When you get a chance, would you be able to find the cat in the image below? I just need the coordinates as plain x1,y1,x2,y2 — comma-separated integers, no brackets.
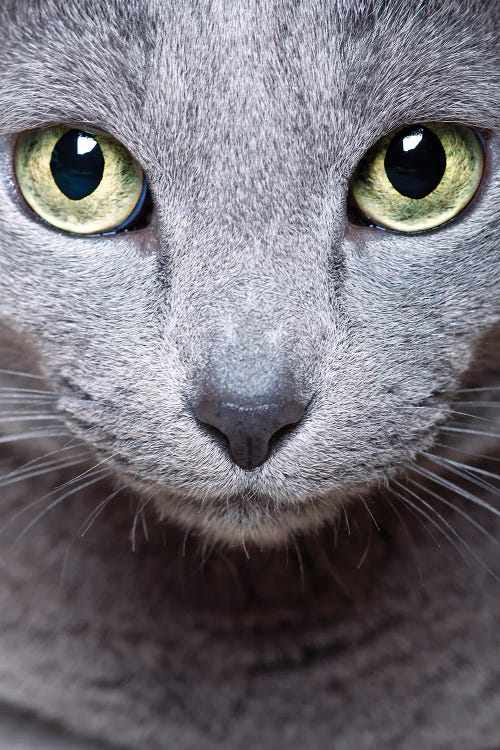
0,1,498,748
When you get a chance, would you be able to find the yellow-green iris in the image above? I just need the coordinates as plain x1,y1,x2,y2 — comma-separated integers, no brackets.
350,123,484,233
15,126,145,235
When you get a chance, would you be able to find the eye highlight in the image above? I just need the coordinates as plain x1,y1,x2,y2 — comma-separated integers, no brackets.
349,123,484,233
15,126,150,235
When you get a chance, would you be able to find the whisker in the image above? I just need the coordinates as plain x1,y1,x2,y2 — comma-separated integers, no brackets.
355,491,380,530
423,451,500,488
4,449,85,477
445,386,500,394
0,453,90,490
446,409,498,423
410,463,500,519
398,405,497,425
393,478,499,581
0,396,56,404
0,369,51,382
446,401,500,407
384,495,424,584
12,470,111,546
141,507,150,542
356,520,373,569
343,507,351,535
383,486,442,547
0,429,69,445
240,534,250,560
420,456,500,509
51,455,116,492
0,398,57,407
182,527,191,557
60,487,122,586
432,441,500,463
440,426,500,440
292,536,305,588
0,414,61,423
131,496,154,552
407,476,499,548
81,488,122,538
0,455,115,536
445,410,500,425
200,537,218,570
0,386,56,396
389,480,469,561
0,440,81,477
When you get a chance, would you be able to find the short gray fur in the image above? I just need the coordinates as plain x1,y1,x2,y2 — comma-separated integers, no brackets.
0,1,498,748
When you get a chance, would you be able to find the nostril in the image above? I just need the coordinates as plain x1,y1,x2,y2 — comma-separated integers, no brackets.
196,419,232,456
193,393,308,470
268,420,301,452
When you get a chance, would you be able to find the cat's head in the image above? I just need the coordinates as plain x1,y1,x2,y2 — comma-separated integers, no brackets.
0,1,498,545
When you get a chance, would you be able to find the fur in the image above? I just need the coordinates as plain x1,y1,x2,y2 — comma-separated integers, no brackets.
0,1,498,748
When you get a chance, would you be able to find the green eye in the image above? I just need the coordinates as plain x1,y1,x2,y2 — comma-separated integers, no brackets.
15,126,149,235
350,123,484,233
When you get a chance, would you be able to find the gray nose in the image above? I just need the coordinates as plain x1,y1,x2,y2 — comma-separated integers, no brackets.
194,387,308,470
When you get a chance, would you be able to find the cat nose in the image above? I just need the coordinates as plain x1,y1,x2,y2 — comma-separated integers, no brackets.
194,386,308,470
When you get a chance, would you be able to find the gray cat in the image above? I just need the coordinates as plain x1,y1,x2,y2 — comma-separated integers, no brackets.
0,1,498,748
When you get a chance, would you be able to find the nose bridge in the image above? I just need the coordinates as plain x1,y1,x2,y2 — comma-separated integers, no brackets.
213,313,297,392
172,225,332,402
170,199,332,316
179,238,328,363
168,207,334,390
170,228,330,469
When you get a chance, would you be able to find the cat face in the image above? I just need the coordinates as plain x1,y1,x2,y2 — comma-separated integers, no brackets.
0,1,498,545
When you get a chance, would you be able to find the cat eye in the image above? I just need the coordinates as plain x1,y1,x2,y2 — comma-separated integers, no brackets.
14,126,151,235
349,123,484,233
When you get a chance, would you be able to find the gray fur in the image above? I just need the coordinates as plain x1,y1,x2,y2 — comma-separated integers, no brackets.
0,1,498,748
0,0,498,544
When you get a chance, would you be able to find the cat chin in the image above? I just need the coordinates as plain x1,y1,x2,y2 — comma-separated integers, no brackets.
145,482,370,548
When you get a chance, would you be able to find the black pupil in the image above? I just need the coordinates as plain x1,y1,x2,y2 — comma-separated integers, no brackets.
384,126,446,200
50,130,105,201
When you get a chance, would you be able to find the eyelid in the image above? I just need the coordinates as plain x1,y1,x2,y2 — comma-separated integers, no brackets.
62,123,116,138
11,122,122,149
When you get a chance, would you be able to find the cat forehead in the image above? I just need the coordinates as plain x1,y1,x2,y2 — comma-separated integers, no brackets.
0,1,498,159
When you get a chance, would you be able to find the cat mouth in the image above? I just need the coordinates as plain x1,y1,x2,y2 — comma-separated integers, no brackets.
116,463,377,547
